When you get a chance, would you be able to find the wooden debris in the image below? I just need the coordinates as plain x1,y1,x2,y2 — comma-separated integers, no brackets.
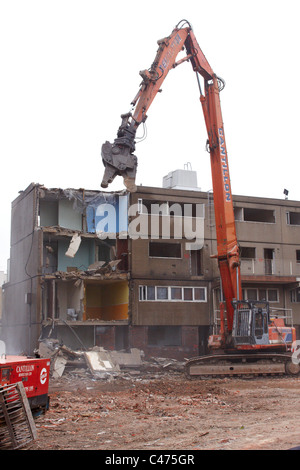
0,382,37,449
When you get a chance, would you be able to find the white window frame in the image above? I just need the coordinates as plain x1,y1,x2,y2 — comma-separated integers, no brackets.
139,285,207,302
242,288,279,303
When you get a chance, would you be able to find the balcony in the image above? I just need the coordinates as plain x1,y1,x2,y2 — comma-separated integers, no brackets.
240,258,300,282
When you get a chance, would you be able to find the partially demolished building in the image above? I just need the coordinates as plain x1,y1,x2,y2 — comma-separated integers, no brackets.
2,179,300,359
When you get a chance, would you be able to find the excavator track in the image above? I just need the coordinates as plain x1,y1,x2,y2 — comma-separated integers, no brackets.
185,353,300,379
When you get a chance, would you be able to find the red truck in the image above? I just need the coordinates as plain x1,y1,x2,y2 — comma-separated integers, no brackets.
0,355,50,413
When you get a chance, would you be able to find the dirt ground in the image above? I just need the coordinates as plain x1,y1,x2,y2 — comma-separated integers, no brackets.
27,365,300,452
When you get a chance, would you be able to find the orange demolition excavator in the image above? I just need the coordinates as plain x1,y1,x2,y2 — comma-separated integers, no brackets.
101,20,299,377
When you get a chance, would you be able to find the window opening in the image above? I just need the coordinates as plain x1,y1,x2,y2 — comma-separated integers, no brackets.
149,242,181,258
244,208,275,223
240,247,256,259
287,212,300,225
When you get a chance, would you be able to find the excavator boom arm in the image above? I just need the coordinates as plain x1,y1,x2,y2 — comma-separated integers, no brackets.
131,27,190,125
101,21,242,332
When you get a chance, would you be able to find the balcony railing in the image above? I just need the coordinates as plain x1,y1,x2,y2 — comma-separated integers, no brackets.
240,258,300,277
269,307,294,326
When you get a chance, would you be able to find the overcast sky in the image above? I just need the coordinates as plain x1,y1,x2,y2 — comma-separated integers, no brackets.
0,0,299,272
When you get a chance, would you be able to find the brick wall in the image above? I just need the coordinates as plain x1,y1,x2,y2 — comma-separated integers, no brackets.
95,325,202,360
129,325,199,360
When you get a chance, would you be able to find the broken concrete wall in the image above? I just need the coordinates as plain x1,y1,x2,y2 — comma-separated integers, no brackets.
3,184,41,354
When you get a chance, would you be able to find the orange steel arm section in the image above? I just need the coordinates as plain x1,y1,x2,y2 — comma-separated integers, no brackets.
101,20,242,331
130,27,190,125
185,29,242,331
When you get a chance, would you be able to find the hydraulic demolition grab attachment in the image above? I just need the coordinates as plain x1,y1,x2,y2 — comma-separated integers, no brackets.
101,19,217,191
101,113,138,191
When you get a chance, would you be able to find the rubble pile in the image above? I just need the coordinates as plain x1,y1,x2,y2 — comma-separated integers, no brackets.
43,258,127,281
37,339,185,381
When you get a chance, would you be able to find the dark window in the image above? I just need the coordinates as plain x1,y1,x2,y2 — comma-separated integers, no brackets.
291,289,300,303
115,326,129,350
268,289,278,302
147,286,155,300
241,247,256,259
288,212,300,225
183,287,193,301
190,249,202,275
243,288,278,302
147,326,182,346
243,208,275,223
171,287,182,300
194,287,206,301
149,242,181,258
264,248,274,275
247,289,257,300
156,287,168,300
258,289,267,301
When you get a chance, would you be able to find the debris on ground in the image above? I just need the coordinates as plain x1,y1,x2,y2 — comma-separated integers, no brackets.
31,340,300,451
29,370,300,451
84,349,120,379
37,338,184,381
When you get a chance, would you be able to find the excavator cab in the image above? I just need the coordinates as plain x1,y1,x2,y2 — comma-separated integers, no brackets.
232,300,270,347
